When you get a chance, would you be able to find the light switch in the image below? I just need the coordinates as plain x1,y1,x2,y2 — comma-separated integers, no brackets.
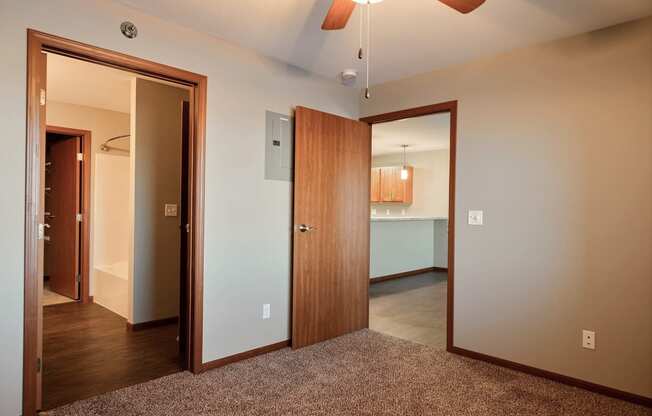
164,204,178,217
468,210,483,225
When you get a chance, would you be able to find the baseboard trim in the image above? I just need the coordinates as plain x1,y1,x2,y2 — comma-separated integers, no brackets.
126,316,179,331
449,346,652,408
370,267,447,284
200,340,290,373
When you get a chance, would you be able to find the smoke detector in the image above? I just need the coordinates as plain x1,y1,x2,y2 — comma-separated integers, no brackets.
340,69,358,85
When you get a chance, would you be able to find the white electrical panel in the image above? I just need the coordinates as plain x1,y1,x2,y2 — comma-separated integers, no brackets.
265,111,294,181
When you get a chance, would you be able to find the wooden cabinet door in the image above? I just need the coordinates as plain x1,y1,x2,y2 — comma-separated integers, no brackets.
380,167,403,202
401,166,414,204
379,166,414,203
370,168,381,202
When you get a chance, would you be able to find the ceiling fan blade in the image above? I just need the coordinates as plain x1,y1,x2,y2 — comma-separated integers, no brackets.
322,0,357,30
438,0,486,14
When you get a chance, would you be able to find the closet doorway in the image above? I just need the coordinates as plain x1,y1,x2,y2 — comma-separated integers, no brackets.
43,126,92,306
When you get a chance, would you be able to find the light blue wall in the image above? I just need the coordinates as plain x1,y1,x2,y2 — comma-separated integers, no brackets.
370,219,448,278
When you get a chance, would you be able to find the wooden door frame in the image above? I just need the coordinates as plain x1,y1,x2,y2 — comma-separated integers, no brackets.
360,100,458,352
45,125,92,304
24,29,207,415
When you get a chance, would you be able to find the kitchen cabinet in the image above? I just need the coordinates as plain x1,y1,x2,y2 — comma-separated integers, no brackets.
370,168,381,202
372,166,413,204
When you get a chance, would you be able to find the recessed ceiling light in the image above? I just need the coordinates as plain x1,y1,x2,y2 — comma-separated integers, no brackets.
353,0,383,3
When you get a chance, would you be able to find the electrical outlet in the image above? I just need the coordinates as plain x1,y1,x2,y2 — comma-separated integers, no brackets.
371,208,377,216
262,304,271,320
164,203,178,217
582,330,595,350
386,209,390,215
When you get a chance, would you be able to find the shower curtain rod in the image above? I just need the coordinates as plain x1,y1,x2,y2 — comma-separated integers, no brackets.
100,134,130,152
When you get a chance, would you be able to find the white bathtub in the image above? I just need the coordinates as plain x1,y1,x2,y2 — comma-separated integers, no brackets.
94,260,129,318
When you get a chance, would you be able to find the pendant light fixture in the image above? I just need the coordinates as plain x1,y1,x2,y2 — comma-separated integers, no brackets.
400,144,409,180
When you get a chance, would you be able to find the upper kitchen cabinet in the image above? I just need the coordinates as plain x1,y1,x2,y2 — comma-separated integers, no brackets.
373,166,414,204
371,168,381,202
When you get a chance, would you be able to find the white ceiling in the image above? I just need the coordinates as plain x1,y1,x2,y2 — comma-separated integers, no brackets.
47,53,133,113
372,113,450,156
115,0,652,85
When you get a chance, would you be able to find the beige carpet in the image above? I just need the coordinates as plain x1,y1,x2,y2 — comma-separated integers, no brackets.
45,330,650,416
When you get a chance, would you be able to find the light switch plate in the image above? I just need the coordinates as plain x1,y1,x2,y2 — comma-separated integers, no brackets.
262,304,271,320
164,204,178,217
468,210,483,225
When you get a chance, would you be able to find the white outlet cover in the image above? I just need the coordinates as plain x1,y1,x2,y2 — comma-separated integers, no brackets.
468,210,483,225
582,330,596,350
164,204,178,217
262,304,271,320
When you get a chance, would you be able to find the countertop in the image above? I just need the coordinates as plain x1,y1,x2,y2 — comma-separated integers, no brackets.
370,216,448,222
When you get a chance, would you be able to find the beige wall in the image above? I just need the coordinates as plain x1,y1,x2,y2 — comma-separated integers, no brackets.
362,17,652,398
129,78,188,324
0,1,359,413
372,149,450,218
46,101,131,296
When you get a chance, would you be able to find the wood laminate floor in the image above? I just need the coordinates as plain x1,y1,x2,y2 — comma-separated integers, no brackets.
42,302,181,410
369,271,447,349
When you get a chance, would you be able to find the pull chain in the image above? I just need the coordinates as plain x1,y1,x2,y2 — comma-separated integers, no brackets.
365,1,371,99
358,6,363,60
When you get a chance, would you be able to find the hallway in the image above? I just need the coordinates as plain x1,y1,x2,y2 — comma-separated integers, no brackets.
369,271,447,349
43,302,180,409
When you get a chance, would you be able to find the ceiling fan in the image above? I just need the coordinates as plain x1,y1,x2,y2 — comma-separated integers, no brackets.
322,0,486,30
321,0,486,99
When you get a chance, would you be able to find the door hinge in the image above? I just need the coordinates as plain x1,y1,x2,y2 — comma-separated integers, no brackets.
76,213,83,222
40,89,46,106
185,224,190,233
76,273,81,283
36,357,42,373
77,153,83,162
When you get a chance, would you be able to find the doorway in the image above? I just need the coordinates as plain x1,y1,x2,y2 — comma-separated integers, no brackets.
24,30,207,416
361,102,458,351
289,103,456,351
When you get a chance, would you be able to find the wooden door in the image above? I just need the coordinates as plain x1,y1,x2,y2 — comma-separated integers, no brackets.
45,134,81,299
370,168,381,202
36,51,48,411
179,101,190,369
292,106,371,349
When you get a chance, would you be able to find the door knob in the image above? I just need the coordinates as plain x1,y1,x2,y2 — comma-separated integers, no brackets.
296,224,316,233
